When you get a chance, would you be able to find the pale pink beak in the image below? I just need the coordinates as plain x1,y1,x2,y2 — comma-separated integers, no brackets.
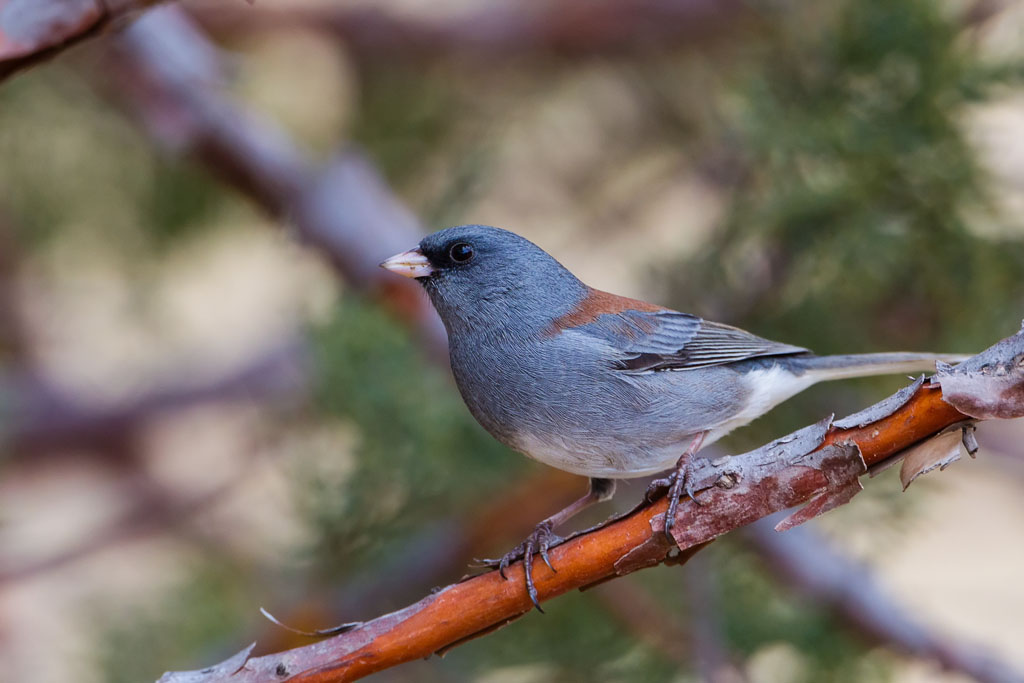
379,247,434,279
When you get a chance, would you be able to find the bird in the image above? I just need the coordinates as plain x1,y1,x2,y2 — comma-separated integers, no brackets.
380,224,963,608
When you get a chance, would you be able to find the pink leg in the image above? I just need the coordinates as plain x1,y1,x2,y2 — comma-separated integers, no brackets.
488,477,616,611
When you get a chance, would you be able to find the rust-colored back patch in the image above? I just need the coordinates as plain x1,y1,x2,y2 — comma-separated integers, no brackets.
549,287,666,334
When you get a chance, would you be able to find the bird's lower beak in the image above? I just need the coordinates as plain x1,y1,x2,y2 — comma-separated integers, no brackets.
379,248,434,279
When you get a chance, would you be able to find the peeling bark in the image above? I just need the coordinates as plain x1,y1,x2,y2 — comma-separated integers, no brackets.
937,321,1024,419
899,430,964,490
158,323,1024,682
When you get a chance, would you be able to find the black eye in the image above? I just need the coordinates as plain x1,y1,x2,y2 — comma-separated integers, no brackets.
448,242,474,263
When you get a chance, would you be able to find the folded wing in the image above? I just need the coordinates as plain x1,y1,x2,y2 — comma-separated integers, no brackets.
571,309,809,372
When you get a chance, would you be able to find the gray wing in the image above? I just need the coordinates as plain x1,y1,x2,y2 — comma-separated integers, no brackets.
569,309,809,372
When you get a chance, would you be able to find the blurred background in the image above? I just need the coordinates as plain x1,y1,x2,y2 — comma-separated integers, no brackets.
3,0,1024,681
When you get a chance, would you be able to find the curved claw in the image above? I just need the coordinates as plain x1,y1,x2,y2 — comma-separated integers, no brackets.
663,471,684,543
659,459,702,543
685,477,703,507
644,475,672,504
484,522,562,611
522,536,542,612
538,541,556,574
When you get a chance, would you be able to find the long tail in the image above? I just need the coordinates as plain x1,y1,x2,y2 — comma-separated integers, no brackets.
794,352,970,382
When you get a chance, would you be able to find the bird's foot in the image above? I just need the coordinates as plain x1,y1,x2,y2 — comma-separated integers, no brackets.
644,457,701,544
480,520,563,612
644,467,700,505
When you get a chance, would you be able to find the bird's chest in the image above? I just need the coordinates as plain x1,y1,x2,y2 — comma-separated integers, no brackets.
448,335,552,446
447,333,658,467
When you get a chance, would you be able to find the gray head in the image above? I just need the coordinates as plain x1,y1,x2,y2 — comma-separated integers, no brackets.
380,225,587,337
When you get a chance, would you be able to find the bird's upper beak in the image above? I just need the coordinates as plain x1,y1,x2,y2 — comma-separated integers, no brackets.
379,247,434,279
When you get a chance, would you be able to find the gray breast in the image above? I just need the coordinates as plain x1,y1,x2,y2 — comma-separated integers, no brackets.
448,330,749,478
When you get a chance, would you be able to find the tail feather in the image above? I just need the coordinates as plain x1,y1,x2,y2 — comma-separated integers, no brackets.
794,352,970,382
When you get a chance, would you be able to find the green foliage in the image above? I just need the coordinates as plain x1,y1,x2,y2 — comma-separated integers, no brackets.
350,63,496,227
351,65,463,186
662,0,1024,357
300,295,523,576
0,67,228,249
92,561,254,683
143,160,223,245
715,541,894,682
0,69,147,246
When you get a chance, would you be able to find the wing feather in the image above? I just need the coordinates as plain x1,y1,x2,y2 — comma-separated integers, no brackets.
569,310,808,372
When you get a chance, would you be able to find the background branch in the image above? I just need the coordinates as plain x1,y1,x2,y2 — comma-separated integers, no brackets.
99,6,448,360
0,0,165,82
189,0,749,62
5,337,308,455
745,518,1024,683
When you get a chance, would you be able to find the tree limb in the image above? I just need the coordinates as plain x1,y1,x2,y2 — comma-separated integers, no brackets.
0,5,446,461
0,0,167,82
746,518,1024,683
157,324,1024,683
99,6,448,361
5,336,308,455
189,0,748,62
0,338,308,583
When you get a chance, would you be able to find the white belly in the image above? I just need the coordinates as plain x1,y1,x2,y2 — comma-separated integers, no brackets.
513,365,819,479
702,365,819,447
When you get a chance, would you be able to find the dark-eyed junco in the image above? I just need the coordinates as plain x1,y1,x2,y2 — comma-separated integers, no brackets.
381,225,963,607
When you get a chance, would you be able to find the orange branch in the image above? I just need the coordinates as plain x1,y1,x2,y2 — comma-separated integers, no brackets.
824,383,966,466
159,374,986,683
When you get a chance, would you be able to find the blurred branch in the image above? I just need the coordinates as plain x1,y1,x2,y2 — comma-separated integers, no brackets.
3,3,447,461
597,556,747,681
0,212,32,360
745,518,1022,683
98,6,447,360
962,0,1008,28
5,337,308,455
0,211,309,459
157,324,1024,683
0,465,236,585
0,337,305,582
594,579,705,672
189,0,749,61
0,0,166,82
683,553,744,683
